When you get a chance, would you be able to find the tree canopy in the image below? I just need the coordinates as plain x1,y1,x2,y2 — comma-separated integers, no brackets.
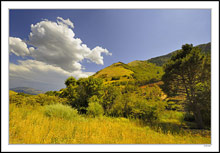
162,44,211,129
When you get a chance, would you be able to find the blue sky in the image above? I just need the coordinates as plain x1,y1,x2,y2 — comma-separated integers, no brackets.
9,9,211,91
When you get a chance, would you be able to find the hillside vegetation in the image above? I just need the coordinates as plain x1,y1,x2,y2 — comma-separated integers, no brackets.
93,61,163,86
93,62,134,82
148,42,211,66
9,43,211,144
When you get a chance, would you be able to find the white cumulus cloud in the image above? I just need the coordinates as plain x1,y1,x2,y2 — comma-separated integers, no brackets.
25,17,111,72
9,37,30,57
9,17,111,91
86,46,112,65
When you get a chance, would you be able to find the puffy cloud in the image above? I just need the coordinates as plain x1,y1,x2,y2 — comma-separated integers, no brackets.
9,37,30,57
9,17,111,91
25,17,111,72
86,46,112,65
57,16,74,28
10,60,94,90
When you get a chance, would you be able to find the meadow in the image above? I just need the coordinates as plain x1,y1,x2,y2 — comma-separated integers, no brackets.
9,103,210,144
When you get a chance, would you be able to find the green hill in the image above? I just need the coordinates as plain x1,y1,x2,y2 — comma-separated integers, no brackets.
93,61,163,85
127,60,164,83
147,42,211,66
10,87,44,95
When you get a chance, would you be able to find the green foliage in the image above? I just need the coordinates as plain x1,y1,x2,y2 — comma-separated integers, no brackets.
65,76,77,87
122,84,139,94
101,85,121,114
10,94,28,106
93,60,164,86
9,93,68,106
166,101,182,111
145,85,163,101
109,92,166,124
148,42,211,66
44,104,78,120
162,44,211,129
127,61,164,86
131,99,161,124
75,77,104,113
60,76,79,109
17,92,32,97
45,91,60,96
87,101,104,117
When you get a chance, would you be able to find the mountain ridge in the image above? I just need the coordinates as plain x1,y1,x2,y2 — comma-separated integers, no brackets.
147,42,211,66
10,87,44,95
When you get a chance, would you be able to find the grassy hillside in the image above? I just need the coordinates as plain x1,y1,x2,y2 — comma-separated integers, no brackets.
93,61,163,85
127,60,164,84
148,42,211,66
9,90,17,96
10,87,44,95
93,62,134,83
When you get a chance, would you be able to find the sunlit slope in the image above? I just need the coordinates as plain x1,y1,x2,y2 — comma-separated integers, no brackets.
93,60,164,85
127,60,164,82
9,90,17,96
93,62,134,82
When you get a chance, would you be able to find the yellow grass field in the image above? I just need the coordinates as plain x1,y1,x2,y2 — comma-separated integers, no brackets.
9,104,210,144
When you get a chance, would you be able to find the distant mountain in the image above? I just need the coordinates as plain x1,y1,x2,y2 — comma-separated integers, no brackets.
10,87,44,95
147,42,211,66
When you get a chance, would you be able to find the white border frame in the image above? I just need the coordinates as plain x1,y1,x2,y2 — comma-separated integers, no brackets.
1,1,219,152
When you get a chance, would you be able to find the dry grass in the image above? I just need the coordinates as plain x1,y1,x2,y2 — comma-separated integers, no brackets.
93,63,134,80
9,104,211,144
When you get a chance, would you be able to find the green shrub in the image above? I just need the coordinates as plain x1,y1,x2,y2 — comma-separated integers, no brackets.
87,102,104,117
9,93,69,106
131,99,164,125
44,104,78,120
9,95,26,106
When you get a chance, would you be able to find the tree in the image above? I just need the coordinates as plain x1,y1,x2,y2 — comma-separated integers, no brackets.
162,44,210,129
65,76,77,87
76,77,104,113
101,84,121,115
61,76,79,108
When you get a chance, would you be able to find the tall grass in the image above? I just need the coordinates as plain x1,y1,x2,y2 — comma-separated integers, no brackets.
9,104,210,144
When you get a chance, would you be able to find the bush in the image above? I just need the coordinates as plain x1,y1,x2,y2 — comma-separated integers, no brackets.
87,102,104,117
9,93,69,106
9,94,27,106
44,104,78,120
131,99,164,125
33,94,69,106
